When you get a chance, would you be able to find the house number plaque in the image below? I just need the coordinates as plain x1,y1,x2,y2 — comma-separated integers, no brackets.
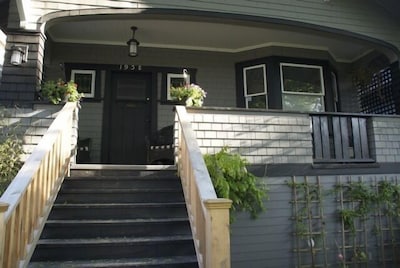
119,64,142,71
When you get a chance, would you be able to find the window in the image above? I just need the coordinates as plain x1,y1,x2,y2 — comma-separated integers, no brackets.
167,73,190,100
71,70,96,98
243,64,267,109
280,63,325,112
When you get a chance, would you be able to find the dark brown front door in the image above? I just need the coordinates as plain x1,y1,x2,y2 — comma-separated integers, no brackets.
107,72,152,164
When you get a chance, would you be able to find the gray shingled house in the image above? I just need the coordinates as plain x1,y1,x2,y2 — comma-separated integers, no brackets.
0,0,400,267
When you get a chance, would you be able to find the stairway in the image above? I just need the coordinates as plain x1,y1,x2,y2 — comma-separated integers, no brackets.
29,166,198,268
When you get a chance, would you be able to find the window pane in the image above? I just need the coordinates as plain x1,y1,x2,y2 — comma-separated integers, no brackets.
282,65,323,94
74,73,93,94
245,66,265,95
247,95,267,109
282,94,324,112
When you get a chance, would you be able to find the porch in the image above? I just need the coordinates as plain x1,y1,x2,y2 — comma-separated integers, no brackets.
1,103,400,267
182,106,400,267
185,106,400,166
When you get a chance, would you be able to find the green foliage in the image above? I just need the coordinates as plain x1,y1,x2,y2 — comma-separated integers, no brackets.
336,180,400,234
203,147,267,221
376,180,400,216
287,181,326,241
41,79,83,104
0,136,23,194
336,182,375,233
170,83,206,107
0,109,23,195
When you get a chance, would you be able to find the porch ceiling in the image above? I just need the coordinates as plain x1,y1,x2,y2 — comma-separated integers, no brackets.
46,16,388,63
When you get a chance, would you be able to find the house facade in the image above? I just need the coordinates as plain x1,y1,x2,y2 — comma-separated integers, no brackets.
0,0,399,164
1,0,400,266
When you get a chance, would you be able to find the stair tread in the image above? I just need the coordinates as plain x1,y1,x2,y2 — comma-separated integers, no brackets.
53,202,185,207
29,255,197,267
46,218,189,224
37,235,194,245
32,168,196,266
59,188,181,192
65,176,179,180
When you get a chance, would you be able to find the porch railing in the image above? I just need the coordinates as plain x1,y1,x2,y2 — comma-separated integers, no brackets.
0,102,78,268
311,113,374,163
175,106,232,268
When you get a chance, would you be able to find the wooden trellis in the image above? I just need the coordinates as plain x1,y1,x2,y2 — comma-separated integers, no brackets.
290,176,329,268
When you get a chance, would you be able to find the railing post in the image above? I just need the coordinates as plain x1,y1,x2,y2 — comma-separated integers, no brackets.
0,202,9,266
204,199,232,268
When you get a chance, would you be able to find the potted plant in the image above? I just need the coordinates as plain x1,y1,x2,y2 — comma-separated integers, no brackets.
40,79,83,104
170,83,206,107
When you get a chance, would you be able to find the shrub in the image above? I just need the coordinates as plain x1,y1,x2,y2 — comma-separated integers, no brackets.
204,147,268,221
0,108,24,195
0,135,23,195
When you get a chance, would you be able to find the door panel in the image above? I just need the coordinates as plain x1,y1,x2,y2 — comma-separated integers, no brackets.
107,72,151,164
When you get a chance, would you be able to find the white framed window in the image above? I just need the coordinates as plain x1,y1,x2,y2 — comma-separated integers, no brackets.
243,64,267,109
167,73,190,100
71,69,96,98
280,63,325,112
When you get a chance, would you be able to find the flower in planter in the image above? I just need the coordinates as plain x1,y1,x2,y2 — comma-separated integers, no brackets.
40,79,83,104
170,83,207,107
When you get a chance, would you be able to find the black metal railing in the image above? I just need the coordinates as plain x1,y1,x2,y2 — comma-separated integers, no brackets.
311,114,374,163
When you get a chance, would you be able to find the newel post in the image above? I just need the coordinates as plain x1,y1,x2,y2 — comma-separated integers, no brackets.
204,198,232,268
0,202,9,266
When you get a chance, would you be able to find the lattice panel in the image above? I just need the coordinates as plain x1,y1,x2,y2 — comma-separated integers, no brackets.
358,67,396,114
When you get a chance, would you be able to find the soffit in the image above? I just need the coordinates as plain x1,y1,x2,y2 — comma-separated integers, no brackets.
46,17,385,63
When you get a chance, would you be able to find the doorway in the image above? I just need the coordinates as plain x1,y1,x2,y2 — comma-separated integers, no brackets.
105,72,152,164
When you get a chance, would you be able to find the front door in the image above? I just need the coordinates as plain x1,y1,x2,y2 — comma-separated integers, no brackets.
106,72,152,164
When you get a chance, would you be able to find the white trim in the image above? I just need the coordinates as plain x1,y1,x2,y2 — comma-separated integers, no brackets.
243,64,267,109
280,62,325,112
15,0,34,29
280,63,325,95
0,30,5,68
71,69,96,98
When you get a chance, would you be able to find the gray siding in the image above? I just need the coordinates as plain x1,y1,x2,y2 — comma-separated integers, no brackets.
78,102,103,162
0,104,62,161
186,108,400,165
369,116,400,163
231,174,400,268
0,32,45,104
186,108,314,164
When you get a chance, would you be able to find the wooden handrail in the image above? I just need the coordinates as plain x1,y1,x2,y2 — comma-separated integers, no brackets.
175,105,232,268
0,102,79,268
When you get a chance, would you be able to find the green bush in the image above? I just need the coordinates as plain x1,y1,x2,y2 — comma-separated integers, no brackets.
0,108,23,195
0,135,23,195
204,147,268,221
